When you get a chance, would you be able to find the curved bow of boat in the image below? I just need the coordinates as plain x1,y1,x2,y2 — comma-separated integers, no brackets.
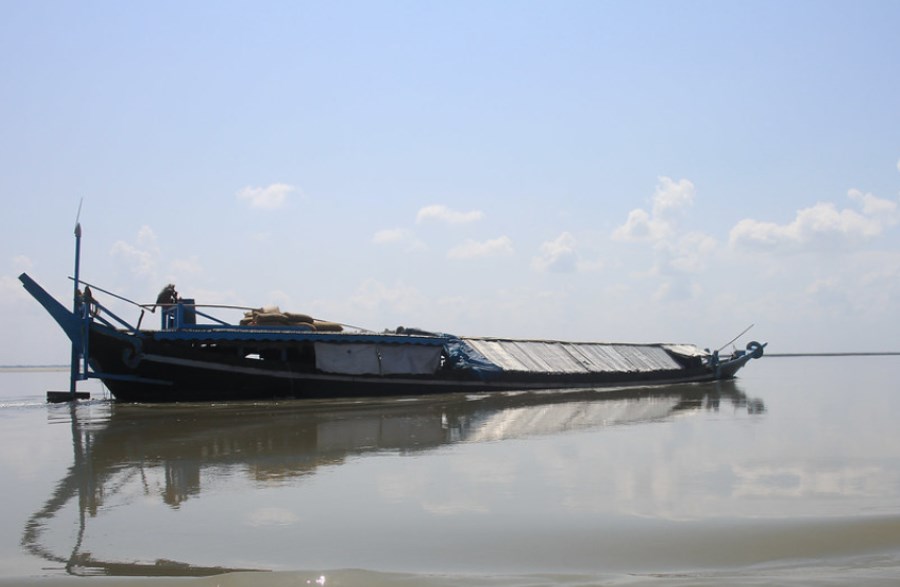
708,340,767,379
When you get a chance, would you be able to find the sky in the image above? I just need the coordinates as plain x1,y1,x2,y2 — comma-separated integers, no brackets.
1,0,899,364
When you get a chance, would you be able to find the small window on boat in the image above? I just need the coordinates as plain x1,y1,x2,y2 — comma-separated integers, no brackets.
245,353,262,360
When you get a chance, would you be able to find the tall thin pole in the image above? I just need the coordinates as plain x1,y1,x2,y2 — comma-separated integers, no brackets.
70,222,82,398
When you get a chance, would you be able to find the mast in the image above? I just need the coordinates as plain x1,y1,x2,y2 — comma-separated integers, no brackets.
70,221,82,398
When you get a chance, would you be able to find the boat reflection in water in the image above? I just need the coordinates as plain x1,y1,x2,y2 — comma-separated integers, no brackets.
24,381,764,577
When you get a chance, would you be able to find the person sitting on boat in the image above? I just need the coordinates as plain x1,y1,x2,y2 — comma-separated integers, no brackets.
156,284,179,306
78,285,100,317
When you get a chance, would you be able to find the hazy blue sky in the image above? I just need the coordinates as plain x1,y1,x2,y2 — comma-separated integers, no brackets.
2,0,899,363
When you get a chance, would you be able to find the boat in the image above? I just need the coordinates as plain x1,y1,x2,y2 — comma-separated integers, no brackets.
18,225,765,402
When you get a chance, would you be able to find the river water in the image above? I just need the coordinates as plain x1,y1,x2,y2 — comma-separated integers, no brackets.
1,355,899,586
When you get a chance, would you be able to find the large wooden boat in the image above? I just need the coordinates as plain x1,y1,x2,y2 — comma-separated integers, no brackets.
18,224,764,402
20,271,765,402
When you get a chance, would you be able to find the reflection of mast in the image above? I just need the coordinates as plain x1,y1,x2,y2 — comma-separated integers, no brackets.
70,402,92,574
23,381,765,577
21,403,92,573
22,403,255,577
163,458,201,507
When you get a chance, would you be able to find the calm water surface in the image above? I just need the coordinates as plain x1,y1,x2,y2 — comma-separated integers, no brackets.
1,356,899,586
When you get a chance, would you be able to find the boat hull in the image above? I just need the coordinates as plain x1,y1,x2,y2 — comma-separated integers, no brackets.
19,272,763,403
86,325,746,403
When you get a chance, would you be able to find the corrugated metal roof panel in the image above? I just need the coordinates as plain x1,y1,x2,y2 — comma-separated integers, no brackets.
463,338,684,374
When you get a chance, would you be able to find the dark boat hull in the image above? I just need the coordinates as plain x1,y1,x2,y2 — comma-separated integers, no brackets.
86,325,742,403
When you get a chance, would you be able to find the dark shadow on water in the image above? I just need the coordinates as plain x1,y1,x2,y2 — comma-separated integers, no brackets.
23,380,763,577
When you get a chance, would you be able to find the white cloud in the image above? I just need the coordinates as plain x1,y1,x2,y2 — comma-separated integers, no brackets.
236,183,295,210
416,204,484,224
136,225,156,247
729,189,898,251
0,275,29,304
110,225,160,278
447,236,514,260
649,232,715,301
373,228,407,244
651,176,695,217
612,208,663,242
372,228,426,251
849,188,897,218
666,232,718,273
532,232,578,273
610,177,711,302
612,177,695,242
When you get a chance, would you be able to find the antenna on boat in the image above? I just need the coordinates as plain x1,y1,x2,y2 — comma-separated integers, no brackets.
60,200,90,402
717,323,754,353
70,201,84,399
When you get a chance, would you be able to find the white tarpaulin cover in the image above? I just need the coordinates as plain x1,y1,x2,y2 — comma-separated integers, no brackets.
315,342,442,375
463,338,692,374
661,344,708,358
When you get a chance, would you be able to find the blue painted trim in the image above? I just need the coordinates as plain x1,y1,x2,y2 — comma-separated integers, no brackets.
19,273,84,352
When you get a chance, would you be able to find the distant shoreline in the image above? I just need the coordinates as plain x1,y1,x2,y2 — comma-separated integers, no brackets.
0,365,68,372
